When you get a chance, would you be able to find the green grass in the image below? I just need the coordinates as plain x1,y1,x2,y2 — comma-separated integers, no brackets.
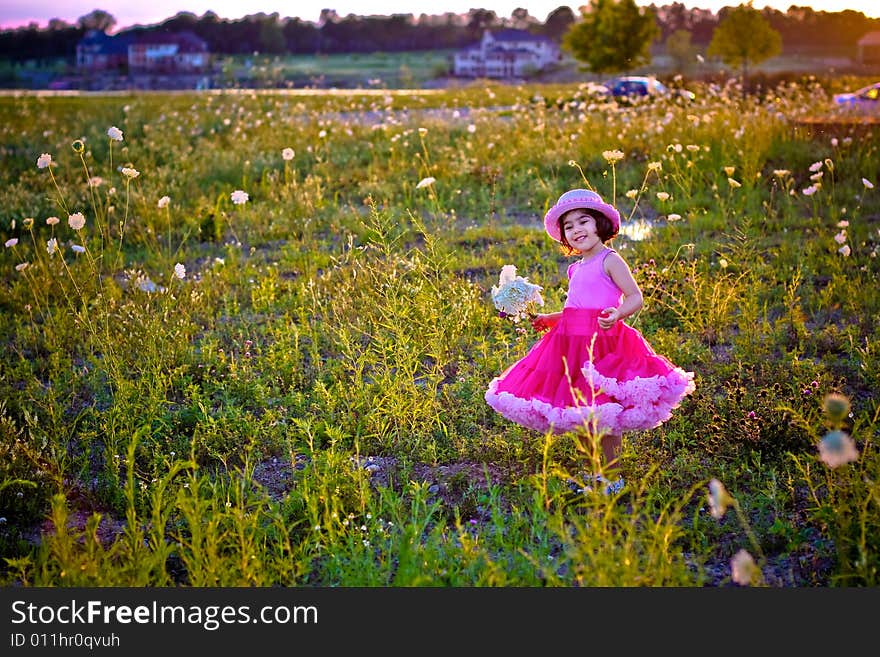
0,78,878,587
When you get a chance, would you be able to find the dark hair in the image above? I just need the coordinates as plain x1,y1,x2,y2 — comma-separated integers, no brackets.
558,208,618,255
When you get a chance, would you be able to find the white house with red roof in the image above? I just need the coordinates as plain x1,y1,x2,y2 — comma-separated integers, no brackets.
453,28,561,78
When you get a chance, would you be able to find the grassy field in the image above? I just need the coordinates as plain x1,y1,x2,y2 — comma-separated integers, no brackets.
0,77,878,587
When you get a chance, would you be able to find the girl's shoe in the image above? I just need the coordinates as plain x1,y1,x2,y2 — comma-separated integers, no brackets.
565,472,601,494
599,476,625,495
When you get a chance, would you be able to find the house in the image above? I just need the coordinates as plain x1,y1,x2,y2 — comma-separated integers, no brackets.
76,29,133,71
452,29,561,78
857,31,880,66
127,31,210,74
76,30,210,74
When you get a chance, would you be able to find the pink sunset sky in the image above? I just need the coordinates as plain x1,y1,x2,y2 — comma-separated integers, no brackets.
2,1,879,31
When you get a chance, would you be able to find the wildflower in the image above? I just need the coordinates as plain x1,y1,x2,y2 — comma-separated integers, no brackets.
656,192,670,201
723,166,735,176
836,220,849,228
818,430,859,468
46,237,58,255
231,189,249,205
719,258,728,268
36,153,52,169
491,265,544,323
46,216,59,225
23,217,34,228
838,245,851,257
667,213,682,222
282,147,295,161
88,176,103,187
625,189,638,200
824,158,834,171
4,238,18,248
467,124,476,134
696,54,705,63
863,178,875,189
602,149,624,165
810,171,824,182
568,159,577,167
71,244,85,254
707,479,733,519
15,262,29,272
727,178,741,188
68,212,86,231
174,263,186,279
809,160,823,172
773,169,790,177
107,126,123,141
120,167,139,179
833,230,847,244
647,161,662,172
823,393,851,422
158,195,170,208
731,549,757,586
802,185,819,196
686,144,699,152
318,129,327,138
415,177,436,189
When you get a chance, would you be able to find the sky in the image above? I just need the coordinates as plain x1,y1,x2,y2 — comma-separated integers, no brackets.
1,1,878,31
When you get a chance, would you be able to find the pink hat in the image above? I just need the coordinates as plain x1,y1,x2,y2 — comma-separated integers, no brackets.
543,189,620,242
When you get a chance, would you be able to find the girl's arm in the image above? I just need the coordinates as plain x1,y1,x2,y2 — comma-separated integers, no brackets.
531,311,562,332
600,252,643,330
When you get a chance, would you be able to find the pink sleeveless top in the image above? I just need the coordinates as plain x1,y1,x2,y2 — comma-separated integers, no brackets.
563,248,623,310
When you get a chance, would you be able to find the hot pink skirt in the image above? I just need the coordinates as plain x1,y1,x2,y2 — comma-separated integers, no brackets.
485,308,695,434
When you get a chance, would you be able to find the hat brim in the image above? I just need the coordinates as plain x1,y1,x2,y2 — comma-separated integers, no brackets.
544,197,621,242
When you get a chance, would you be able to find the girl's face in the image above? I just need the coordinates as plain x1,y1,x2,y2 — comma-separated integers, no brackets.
562,209,602,253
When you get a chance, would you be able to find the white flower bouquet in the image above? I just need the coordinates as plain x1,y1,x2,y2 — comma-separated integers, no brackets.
491,265,544,323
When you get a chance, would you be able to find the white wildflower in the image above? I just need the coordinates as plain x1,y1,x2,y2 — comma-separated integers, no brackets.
231,190,249,205
107,126,123,141
68,212,86,231
731,549,757,586
491,265,544,323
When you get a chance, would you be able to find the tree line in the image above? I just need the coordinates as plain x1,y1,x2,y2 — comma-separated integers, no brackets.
2,4,878,63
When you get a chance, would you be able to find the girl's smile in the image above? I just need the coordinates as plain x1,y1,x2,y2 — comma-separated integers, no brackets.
562,210,602,254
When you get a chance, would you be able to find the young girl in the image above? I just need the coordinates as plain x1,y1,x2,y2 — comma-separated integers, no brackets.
484,189,695,494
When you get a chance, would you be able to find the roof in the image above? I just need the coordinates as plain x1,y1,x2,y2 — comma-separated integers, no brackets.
858,31,880,46
488,28,551,43
131,30,208,53
77,29,134,54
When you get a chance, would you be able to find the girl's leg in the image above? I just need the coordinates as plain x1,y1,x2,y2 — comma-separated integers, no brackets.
601,433,622,474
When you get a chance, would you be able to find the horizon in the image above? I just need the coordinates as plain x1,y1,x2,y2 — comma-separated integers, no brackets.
2,1,879,32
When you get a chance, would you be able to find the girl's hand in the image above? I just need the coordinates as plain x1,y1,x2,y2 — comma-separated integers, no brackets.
598,307,620,330
531,313,558,332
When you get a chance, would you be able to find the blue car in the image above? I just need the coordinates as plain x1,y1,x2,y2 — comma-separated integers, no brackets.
833,82,880,113
602,75,695,103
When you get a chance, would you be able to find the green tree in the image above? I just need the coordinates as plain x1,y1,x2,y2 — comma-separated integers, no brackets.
666,28,696,73
258,13,286,54
562,0,659,74
707,2,781,94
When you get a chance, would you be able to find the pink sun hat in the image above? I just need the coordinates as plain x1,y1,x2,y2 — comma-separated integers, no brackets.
543,189,621,242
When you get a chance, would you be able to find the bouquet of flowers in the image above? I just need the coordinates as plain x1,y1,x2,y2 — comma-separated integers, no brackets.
491,265,544,323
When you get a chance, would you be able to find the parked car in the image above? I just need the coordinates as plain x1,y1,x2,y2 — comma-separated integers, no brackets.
602,75,695,104
833,82,880,113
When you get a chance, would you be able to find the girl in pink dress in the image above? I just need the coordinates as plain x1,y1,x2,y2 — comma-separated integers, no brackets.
484,189,696,494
